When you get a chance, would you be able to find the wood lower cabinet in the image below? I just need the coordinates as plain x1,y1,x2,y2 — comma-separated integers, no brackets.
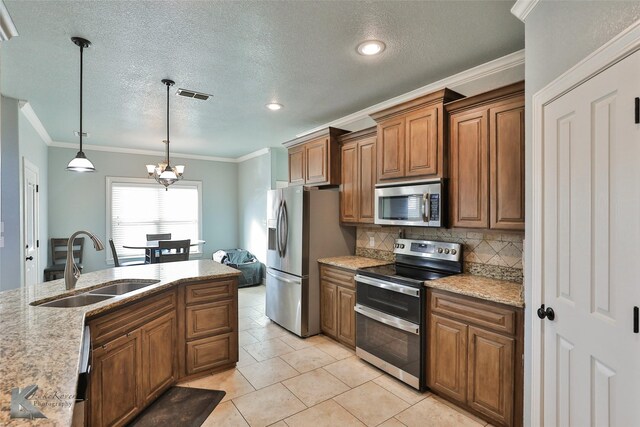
427,288,523,427
339,128,377,224
90,331,142,427
285,127,348,186
87,277,238,426
447,81,525,231
319,264,356,349
371,88,464,183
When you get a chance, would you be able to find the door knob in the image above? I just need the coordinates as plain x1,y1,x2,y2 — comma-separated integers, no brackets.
25,256,33,261
537,304,555,321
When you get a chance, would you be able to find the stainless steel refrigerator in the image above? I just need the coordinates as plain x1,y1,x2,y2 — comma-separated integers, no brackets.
266,187,355,337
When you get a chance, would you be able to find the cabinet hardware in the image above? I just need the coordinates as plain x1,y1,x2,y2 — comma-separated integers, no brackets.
635,97,639,124
537,304,555,321
634,306,639,333
25,256,33,261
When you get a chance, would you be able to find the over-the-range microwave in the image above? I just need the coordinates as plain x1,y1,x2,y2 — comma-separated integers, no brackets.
374,179,444,227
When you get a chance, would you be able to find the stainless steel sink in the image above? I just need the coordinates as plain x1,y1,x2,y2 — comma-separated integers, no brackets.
38,294,114,308
88,280,160,296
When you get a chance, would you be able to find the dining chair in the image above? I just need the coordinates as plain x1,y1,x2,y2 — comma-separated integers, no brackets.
109,239,145,267
157,239,190,263
44,237,84,281
146,233,171,241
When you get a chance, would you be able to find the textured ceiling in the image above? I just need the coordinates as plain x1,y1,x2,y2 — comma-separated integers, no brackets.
1,1,523,158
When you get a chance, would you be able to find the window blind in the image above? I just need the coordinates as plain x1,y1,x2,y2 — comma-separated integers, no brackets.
110,181,200,258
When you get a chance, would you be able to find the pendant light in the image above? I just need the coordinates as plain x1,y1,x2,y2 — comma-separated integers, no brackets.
67,37,96,172
145,79,185,190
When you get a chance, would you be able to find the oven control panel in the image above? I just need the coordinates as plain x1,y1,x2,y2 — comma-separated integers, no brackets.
393,238,462,262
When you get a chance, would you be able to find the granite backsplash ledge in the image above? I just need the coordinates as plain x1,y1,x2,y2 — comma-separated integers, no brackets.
355,226,524,283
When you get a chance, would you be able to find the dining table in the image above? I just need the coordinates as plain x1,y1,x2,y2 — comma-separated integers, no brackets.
123,240,206,264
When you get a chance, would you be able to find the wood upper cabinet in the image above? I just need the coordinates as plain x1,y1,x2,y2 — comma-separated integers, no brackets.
339,128,377,224
90,331,142,427
319,264,356,349
371,88,464,183
140,311,177,405
285,127,348,186
288,145,305,185
447,81,525,231
427,288,523,427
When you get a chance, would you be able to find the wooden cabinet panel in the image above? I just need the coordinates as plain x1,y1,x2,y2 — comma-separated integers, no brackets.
450,109,489,228
377,118,405,180
430,291,516,335
405,106,439,177
428,314,468,402
340,141,358,223
320,281,337,338
358,137,376,223
90,331,141,427
288,145,305,185
186,332,236,375
337,287,356,348
305,138,329,184
186,299,234,340
90,290,176,347
141,311,176,404
185,280,234,305
490,99,525,230
467,326,515,425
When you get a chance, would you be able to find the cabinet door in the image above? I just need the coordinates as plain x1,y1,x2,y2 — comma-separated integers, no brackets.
340,141,359,223
450,108,489,228
186,332,237,375
357,137,376,223
377,117,405,181
141,312,176,404
405,106,439,177
489,98,525,231
467,326,515,426
320,281,337,338
305,138,329,184
337,287,356,348
90,331,141,427
428,314,468,402
288,145,305,185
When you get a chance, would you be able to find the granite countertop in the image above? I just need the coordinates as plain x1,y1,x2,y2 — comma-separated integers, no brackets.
0,260,240,426
425,273,524,308
317,256,393,271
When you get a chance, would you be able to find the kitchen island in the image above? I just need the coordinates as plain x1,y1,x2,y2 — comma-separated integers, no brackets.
0,260,240,426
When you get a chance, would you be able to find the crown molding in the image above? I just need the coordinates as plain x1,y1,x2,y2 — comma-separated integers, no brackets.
511,0,540,22
49,140,271,164
295,49,525,138
0,1,18,41
18,101,53,145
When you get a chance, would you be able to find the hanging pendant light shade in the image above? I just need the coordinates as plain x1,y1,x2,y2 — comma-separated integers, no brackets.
67,37,96,172
145,79,185,190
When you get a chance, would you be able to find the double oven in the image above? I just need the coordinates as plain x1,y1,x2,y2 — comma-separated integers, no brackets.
355,239,462,390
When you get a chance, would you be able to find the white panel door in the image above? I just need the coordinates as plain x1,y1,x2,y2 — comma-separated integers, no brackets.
23,159,39,286
541,50,640,426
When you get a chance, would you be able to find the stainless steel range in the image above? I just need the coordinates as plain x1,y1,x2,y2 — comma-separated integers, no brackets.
355,238,462,390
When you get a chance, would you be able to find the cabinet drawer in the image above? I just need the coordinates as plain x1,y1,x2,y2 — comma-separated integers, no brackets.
185,280,235,305
186,300,234,340
89,290,176,347
185,333,237,375
430,290,516,335
320,265,355,289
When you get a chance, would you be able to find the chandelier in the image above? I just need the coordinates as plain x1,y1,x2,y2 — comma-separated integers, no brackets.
146,79,185,189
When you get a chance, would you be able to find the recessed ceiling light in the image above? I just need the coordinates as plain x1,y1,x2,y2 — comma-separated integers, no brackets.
266,103,283,111
357,40,386,56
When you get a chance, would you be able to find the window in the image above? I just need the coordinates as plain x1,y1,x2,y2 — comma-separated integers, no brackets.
107,177,202,262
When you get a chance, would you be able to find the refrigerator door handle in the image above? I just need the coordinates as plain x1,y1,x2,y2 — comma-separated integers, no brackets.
267,268,301,285
276,201,283,257
281,200,288,257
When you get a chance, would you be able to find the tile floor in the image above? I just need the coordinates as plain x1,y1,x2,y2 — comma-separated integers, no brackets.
178,285,491,427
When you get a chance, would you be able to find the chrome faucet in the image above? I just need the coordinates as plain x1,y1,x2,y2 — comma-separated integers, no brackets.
64,230,105,290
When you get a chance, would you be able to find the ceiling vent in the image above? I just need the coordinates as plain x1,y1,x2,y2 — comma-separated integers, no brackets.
176,88,212,101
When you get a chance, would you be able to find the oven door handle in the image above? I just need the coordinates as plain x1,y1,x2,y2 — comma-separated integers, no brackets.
354,304,420,335
355,275,420,297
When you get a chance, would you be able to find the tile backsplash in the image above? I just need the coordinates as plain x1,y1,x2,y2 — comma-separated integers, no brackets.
355,226,524,283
